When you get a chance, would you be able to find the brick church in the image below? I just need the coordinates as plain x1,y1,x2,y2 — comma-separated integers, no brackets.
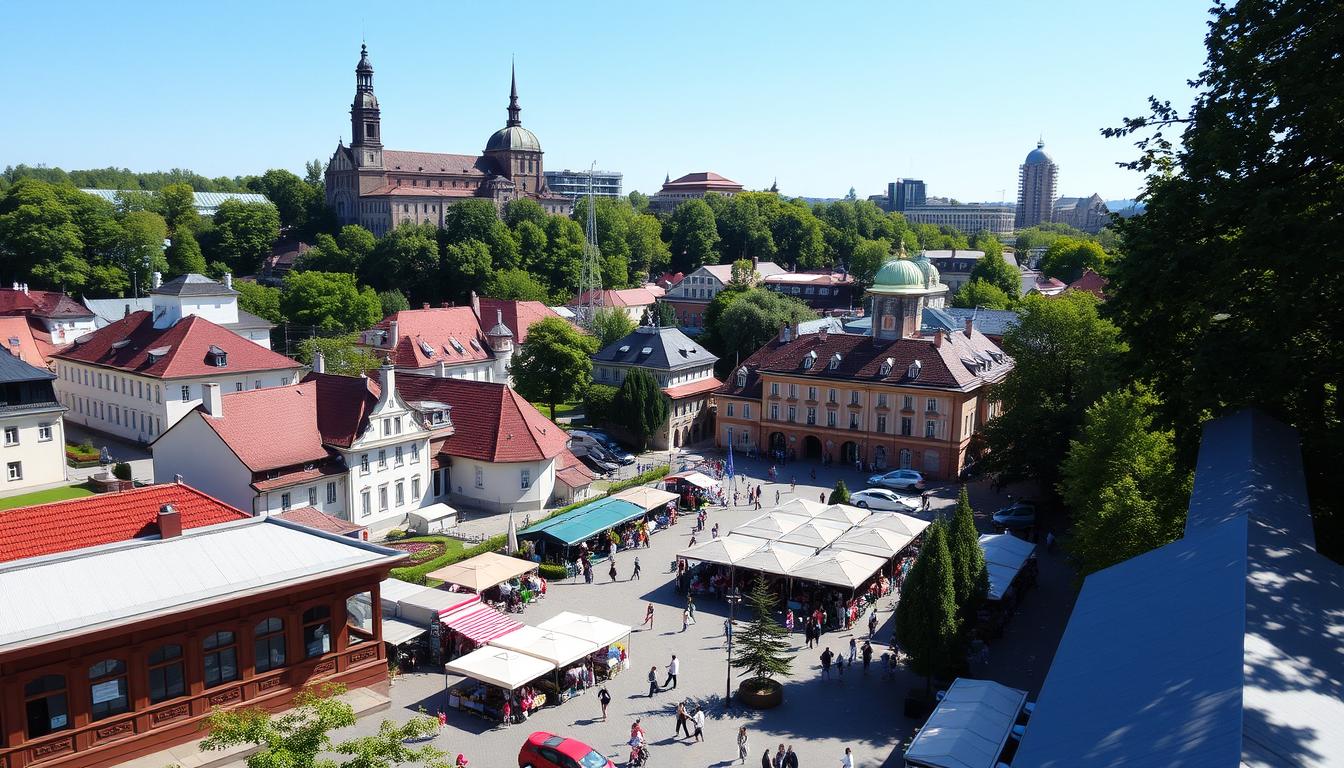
324,45,571,236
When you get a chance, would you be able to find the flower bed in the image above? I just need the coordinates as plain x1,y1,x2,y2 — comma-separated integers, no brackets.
388,540,446,564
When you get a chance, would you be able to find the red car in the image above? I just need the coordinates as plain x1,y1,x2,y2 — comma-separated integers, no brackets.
519,731,616,768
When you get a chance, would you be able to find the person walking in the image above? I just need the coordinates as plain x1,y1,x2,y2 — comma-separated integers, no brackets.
633,556,642,580
836,654,845,679
724,617,733,648
664,654,679,689
783,746,798,768
631,718,646,744
849,637,857,663
647,666,659,697
598,686,611,721
682,607,691,633
775,488,781,505
841,746,854,768
687,595,697,624
762,750,773,768
868,609,878,639
785,608,794,633
820,492,826,504
861,640,873,674
820,646,834,678
692,706,705,742
773,744,786,768
643,603,655,631
609,559,618,582
738,726,749,763
675,701,691,738
921,490,930,511
791,477,796,493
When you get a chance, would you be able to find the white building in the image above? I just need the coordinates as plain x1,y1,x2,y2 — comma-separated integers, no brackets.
0,284,98,348
663,261,787,303
83,274,274,348
0,352,67,493
51,275,303,444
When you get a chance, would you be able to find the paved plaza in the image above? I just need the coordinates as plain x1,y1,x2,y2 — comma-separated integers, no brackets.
226,452,1077,768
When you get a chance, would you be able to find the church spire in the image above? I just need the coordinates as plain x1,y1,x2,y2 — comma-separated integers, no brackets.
355,43,374,92
506,61,522,127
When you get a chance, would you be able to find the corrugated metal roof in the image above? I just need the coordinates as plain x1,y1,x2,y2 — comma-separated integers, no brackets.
78,189,272,213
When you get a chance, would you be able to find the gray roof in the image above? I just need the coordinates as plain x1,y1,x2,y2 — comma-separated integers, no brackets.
151,273,238,297
935,308,1019,338
593,326,717,371
1013,409,1344,768
84,297,152,328
797,316,845,335
0,350,56,384
79,188,271,213
228,308,276,331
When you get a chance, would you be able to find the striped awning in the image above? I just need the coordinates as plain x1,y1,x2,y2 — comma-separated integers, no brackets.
443,604,523,644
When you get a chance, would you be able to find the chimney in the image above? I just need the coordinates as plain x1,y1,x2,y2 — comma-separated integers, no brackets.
223,272,233,290
313,349,326,374
933,329,944,349
202,383,223,418
379,362,396,398
792,321,802,340
388,320,399,348
964,317,974,338
470,290,481,317
174,473,184,484
21,283,29,295
124,303,131,318
779,323,790,343
436,360,448,377
157,504,182,539
818,326,828,342
422,302,431,310
152,272,163,289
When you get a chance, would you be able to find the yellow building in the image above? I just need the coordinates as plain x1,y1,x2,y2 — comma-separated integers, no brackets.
714,255,1011,479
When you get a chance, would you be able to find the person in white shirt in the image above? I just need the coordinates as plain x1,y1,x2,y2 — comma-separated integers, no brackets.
692,706,705,742
664,654,680,688
840,747,854,768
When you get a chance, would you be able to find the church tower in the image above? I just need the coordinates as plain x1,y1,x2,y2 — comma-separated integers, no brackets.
484,64,543,195
350,44,383,169
866,251,947,343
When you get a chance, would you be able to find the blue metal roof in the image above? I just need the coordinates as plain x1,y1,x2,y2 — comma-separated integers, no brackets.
518,497,646,547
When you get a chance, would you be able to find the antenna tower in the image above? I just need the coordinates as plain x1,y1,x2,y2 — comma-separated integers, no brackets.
578,161,602,328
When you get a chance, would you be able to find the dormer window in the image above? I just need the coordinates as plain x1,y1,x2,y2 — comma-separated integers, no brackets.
802,350,817,370
418,340,435,357
879,357,894,377
207,346,228,367
908,360,922,380
736,367,748,388
828,353,842,370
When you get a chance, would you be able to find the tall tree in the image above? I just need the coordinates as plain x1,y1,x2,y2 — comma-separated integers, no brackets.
946,487,989,616
483,268,551,303
0,178,84,279
115,209,169,280
210,199,280,276
440,240,493,303
967,251,1020,299
827,479,850,505
706,288,814,374
1039,237,1107,283
625,213,669,282
166,230,207,276
503,198,547,230
592,306,636,349
538,217,586,297
235,281,283,324
848,238,891,290
730,577,794,684
951,279,1013,310
159,183,200,234
377,289,410,317
642,301,677,328
441,198,499,245
367,223,439,303
895,521,960,691
248,169,320,233
280,271,382,333
771,204,827,269
510,317,597,420
668,198,720,273
614,367,669,449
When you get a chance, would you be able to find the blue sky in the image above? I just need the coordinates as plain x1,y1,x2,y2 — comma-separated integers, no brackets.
8,1,1211,202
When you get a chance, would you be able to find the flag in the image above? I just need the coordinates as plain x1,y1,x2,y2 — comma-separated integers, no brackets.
726,436,735,483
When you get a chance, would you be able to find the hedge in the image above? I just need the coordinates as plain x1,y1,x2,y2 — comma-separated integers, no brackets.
539,562,568,581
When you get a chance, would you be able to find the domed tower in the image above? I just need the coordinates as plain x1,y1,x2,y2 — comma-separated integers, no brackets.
486,309,515,382
350,44,383,169
1015,139,1057,228
483,64,543,196
867,255,944,342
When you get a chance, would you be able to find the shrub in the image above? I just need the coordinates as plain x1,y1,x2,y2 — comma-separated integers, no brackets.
385,528,407,541
539,563,568,581
112,462,133,481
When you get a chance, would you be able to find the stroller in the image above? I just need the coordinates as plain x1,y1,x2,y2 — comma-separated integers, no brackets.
627,741,650,766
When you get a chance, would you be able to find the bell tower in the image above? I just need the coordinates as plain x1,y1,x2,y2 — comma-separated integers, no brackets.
350,44,383,169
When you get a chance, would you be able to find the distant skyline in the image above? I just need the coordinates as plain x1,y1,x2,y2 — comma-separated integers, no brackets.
7,1,1211,203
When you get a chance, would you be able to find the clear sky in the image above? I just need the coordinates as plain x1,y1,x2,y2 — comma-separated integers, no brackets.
8,1,1211,202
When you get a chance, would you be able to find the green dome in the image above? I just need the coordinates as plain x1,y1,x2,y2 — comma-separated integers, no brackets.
914,254,941,287
871,258,927,294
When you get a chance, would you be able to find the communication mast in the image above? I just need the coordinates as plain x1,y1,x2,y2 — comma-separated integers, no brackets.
578,161,603,328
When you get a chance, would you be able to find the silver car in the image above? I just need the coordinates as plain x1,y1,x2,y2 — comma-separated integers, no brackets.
850,488,920,512
866,469,926,491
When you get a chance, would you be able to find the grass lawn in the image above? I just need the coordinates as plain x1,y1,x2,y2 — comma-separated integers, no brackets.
0,483,95,511
549,401,583,421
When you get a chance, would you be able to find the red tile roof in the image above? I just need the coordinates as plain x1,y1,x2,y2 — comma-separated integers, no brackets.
364,184,481,198
396,375,569,462
0,317,48,368
382,150,491,176
367,307,493,369
664,377,724,399
663,172,743,191
0,288,94,319
476,299,563,344
0,483,250,563
554,449,596,489
305,373,382,448
275,507,366,536
53,311,301,379
568,288,658,309
1067,269,1109,299
252,463,347,492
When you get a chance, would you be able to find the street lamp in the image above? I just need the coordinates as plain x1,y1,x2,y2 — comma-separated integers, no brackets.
724,588,742,710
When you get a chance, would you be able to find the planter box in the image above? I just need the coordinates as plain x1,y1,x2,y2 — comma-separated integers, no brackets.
737,678,783,709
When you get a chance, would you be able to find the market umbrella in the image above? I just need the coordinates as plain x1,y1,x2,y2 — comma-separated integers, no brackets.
506,511,519,555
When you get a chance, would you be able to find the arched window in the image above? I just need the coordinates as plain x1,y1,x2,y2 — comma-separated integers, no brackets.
303,605,332,658
88,659,129,721
147,644,185,703
24,674,69,738
203,630,239,688
254,617,287,673
736,367,748,388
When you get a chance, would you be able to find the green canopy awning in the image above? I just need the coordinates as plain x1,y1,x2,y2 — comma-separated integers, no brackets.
518,497,647,547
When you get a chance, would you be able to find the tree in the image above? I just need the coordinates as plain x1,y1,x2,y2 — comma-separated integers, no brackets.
827,479,850,505
304,225,376,274
848,238,891,289
483,268,552,303
211,199,280,275
367,223,438,302
730,576,794,684
613,367,669,449
592,306,636,348
440,240,493,303
642,301,677,328
159,183,200,234
280,271,382,333
626,213,670,281
115,209,169,280
728,258,756,288
503,198,547,230
706,289,814,374
1039,237,1107,283
967,250,1019,299
511,317,597,420
583,383,618,426
983,292,1125,492
441,199,500,246
298,334,380,377
946,487,989,616
0,178,84,279
895,520,960,690
668,199,720,273
166,230,207,275
771,205,827,269
235,281,283,324
248,169,320,234
377,289,410,317
1060,385,1191,578
200,683,449,768
628,190,649,214
538,217,586,297
951,279,1013,310
513,220,548,273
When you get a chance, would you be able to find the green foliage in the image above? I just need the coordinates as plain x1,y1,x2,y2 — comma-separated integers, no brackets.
160,183,201,234
304,225,376,274
539,562,568,581
377,289,410,317
1039,237,1107,283
705,288,814,374
483,268,551,303
367,223,438,303
210,199,280,276
731,577,794,681
503,198,547,230
115,209,169,274
827,479,850,505
235,281,283,324
613,367,669,450
592,307,636,348
298,334,382,376
642,301,677,328
583,383,618,426
112,462,133,481
280,271,382,333
441,198,500,246
628,191,650,214
668,198,720,273
912,222,970,250
0,179,88,281
1060,386,1191,578
166,230,207,276
895,521,960,685
440,239,493,303
1014,222,1086,253
848,238,891,289
967,250,1020,299
247,169,322,236
951,279,1014,310
771,204,827,269
2,163,253,194
946,487,989,615
983,292,1125,491
511,317,598,420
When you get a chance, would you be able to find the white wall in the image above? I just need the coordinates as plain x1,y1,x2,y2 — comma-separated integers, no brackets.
151,413,257,513
151,293,239,328
448,456,555,513
256,475,349,518
0,410,66,491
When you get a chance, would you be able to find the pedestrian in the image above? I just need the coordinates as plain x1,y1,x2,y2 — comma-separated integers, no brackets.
598,686,611,721
868,610,878,638
682,607,690,633
675,701,691,738
849,637,857,663
785,608,794,633
456,755,469,768
738,726,749,763
841,747,854,768
687,595,697,624
692,706,705,742
804,619,813,649
862,640,873,673
609,559,618,582
633,556,642,580
810,468,817,480
712,522,719,538
643,603,655,630
775,489,781,505
820,646,833,678
664,654,679,689
837,654,845,678
647,666,659,697
724,617,733,647
921,490,930,511
632,718,646,743
783,746,798,768
689,533,698,547
774,744,786,768
436,710,447,732
820,492,826,504
762,750,773,768
501,698,512,726
790,477,796,493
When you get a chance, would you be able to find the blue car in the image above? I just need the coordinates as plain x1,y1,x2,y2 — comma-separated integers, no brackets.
583,430,635,465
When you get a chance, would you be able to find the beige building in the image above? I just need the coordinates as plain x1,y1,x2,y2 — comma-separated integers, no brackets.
0,353,67,493
592,326,721,449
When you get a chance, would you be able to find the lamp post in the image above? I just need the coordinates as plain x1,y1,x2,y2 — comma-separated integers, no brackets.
724,588,742,710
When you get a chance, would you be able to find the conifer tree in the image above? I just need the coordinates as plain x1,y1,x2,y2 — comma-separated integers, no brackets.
946,486,989,616
828,479,850,505
895,521,960,693
730,577,793,683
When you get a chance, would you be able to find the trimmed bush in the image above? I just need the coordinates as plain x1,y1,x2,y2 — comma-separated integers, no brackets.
112,462,133,481
539,563,568,581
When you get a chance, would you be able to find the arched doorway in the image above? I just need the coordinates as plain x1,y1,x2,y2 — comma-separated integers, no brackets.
841,441,861,465
674,430,682,448
874,445,887,469
769,432,787,454
692,423,701,442
899,449,912,469
803,435,823,460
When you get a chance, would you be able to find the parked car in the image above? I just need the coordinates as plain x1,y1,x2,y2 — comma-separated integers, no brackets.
866,469,926,491
583,430,636,465
520,731,615,768
992,501,1037,531
575,451,618,475
850,488,920,512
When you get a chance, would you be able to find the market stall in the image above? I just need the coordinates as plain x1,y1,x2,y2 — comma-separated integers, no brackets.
517,497,650,560
489,626,599,703
439,595,524,660
536,611,632,683
779,518,850,549
904,678,1028,768
829,525,915,560
775,498,828,517
407,502,457,535
978,534,1037,602
813,503,872,526
859,510,929,537
733,511,811,541
662,471,718,508
676,534,768,596
790,550,890,591
444,647,555,723
427,551,539,594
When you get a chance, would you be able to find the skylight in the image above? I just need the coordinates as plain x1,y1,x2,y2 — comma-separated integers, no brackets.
449,337,466,354
418,340,436,357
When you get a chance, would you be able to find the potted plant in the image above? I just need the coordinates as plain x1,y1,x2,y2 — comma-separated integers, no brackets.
731,577,792,709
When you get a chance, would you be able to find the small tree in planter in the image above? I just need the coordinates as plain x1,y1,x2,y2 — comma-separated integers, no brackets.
828,479,850,504
895,520,960,716
731,577,793,708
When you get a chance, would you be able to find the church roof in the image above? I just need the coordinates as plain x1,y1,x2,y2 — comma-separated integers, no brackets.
151,273,238,297
663,172,742,191
383,150,493,176
486,125,540,153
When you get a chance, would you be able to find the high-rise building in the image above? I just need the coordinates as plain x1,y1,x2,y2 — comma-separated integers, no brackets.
888,178,926,212
1015,140,1058,228
543,169,623,199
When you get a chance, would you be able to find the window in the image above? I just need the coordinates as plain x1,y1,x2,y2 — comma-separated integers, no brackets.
327,482,338,504
155,385,161,404
787,406,796,423
901,417,913,436
378,485,388,511
411,442,420,463
877,415,888,433
3,426,16,445
850,391,860,405
808,387,818,401
382,417,391,435
360,454,370,474
254,617,287,673
280,492,291,511
147,644,185,704
806,407,817,425
394,417,401,434
474,467,484,489
849,413,860,430
770,383,780,397
395,481,405,506
903,395,914,411
827,411,837,428
7,461,21,482
828,389,837,403
925,420,937,439
303,605,332,658
203,631,239,688
38,423,52,441
743,404,751,419
308,486,318,506
346,592,374,645
24,674,69,738
927,398,939,413
520,469,531,489
394,446,404,466
236,382,244,392
360,489,371,517
433,470,442,497
412,476,421,499
877,394,888,408
378,449,387,469
725,403,735,417
770,404,779,421
788,384,797,399
181,385,191,402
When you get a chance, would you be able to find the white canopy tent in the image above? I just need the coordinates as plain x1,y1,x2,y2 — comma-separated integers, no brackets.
790,550,889,590
677,534,769,566
734,511,811,541
813,504,871,526
978,534,1036,601
488,625,598,667
612,486,680,510
775,498,828,517
859,511,929,538
734,540,815,577
444,646,555,691
379,578,430,617
536,611,631,649
381,617,428,646
407,502,458,535
904,678,1028,768
778,519,850,549
829,526,914,559
678,471,717,489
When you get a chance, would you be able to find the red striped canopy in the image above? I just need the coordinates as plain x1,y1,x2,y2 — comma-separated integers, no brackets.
443,604,523,644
